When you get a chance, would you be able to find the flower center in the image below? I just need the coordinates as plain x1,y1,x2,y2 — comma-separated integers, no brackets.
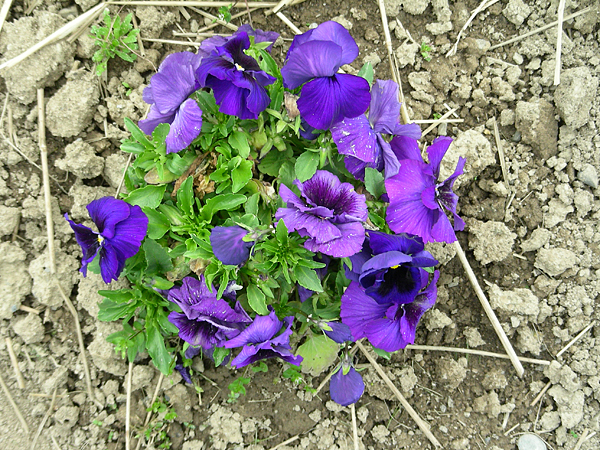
235,63,245,71
97,235,105,244
378,266,415,298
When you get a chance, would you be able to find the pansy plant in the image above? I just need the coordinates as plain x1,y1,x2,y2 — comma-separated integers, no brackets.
64,22,466,407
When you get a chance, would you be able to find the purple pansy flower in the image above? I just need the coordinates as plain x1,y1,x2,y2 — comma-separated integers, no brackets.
65,197,148,283
331,80,421,181
210,226,254,266
385,136,465,243
167,276,252,351
281,21,371,130
139,52,204,154
275,170,367,258
345,231,438,305
330,355,364,406
196,32,276,119
341,270,439,352
319,321,354,344
224,310,302,368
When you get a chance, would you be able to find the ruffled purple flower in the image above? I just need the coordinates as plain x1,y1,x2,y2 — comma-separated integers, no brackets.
275,170,367,258
224,310,302,368
138,52,204,153
330,356,364,406
345,231,438,305
210,226,254,266
385,136,466,243
65,197,148,283
281,21,371,130
341,270,439,352
167,276,252,351
196,32,276,119
331,80,421,181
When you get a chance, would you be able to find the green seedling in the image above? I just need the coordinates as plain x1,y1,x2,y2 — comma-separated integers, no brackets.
216,4,233,23
91,8,139,76
420,42,432,61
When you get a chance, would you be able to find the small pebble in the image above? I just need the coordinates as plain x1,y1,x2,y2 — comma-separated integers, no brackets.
577,163,598,189
517,434,546,450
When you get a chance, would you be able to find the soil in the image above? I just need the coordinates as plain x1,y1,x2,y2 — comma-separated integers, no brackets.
1,0,600,449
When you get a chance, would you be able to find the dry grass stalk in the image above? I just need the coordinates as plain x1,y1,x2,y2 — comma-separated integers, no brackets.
134,372,164,450
0,0,13,36
0,2,106,72
6,336,26,389
453,241,525,377
270,0,295,15
51,435,62,450
446,0,501,57
421,108,458,137
351,404,360,450
38,89,95,404
490,7,592,50
19,305,41,314
412,118,463,124
30,388,57,450
197,8,259,34
131,12,145,57
357,341,442,447
554,0,567,85
275,11,301,34
141,37,201,46
115,153,134,198
268,434,300,450
556,322,595,358
406,344,550,366
530,381,551,407
187,6,238,31
492,117,510,192
109,0,305,8
573,429,590,450
126,361,133,450
0,372,29,433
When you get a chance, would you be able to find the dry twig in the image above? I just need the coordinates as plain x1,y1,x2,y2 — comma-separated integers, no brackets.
109,0,305,8
0,372,29,433
406,344,550,366
554,0,567,85
268,434,299,450
351,404,359,450
573,429,590,450
530,381,551,408
6,337,26,389
30,388,57,450
275,11,301,34
0,0,13,36
135,372,164,450
492,117,510,192
357,341,441,447
422,108,458,137
556,322,595,358
446,0,501,57
126,361,133,450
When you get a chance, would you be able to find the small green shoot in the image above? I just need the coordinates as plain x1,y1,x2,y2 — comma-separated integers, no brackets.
91,9,139,76
122,81,132,96
432,112,442,120
420,42,432,62
216,4,233,23
228,376,251,403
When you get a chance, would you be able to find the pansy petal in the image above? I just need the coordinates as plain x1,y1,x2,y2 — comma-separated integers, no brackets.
304,222,365,257
151,62,198,115
379,136,400,179
306,21,359,65
165,98,203,153
344,155,374,181
369,80,402,133
86,197,131,239
281,40,343,89
138,104,175,136
168,276,216,319
331,115,378,163
330,366,364,406
222,32,261,72
364,265,423,305
323,322,354,343
426,136,453,178
107,204,148,259
210,226,254,266
390,136,423,163
64,214,100,275
209,77,255,119
400,270,439,343
340,282,389,340
276,208,342,244
298,74,371,130
364,317,409,352
224,311,282,348
430,210,458,243
243,76,272,115
421,185,438,210
390,122,422,139
169,312,217,348
367,231,424,256
98,241,125,283
237,25,279,53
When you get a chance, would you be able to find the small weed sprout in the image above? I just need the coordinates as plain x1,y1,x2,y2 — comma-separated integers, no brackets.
91,8,139,76
228,376,251,403
216,4,233,23
420,42,432,61
136,398,178,449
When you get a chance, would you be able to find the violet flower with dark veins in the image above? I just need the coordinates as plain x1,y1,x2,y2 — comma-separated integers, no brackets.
210,226,254,266
331,79,421,180
196,32,276,119
224,310,302,368
281,21,371,130
138,52,203,153
65,197,148,283
385,136,466,243
345,231,438,305
275,170,367,258
167,276,252,351
341,270,440,352
329,355,364,406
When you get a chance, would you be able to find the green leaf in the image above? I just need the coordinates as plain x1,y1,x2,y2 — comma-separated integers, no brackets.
98,298,138,322
143,239,173,274
245,193,259,215
98,289,133,303
124,118,153,149
231,159,253,193
258,149,286,177
152,123,170,146
275,219,288,246
278,161,296,190
177,176,194,217
247,284,269,315
228,130,250,159
165,151,196,176
252,361,268,373
373,347,392,360
357,62,374,87
142,207,170,240
294,265,323,292
146,321,171,374
296,334,339,376
126,184,166,209
195,91,218,115
213,347,230,367
294,151,320,182
201,194,246,221
364,167,386,199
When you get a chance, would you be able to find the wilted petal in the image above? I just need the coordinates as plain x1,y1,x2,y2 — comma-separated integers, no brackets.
298,74,370,131
331,114,378,163
210,226,254,266
86,197,131,239
330,366,364,406
341,282,389,340
165,98,203,153
282,40,343,89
